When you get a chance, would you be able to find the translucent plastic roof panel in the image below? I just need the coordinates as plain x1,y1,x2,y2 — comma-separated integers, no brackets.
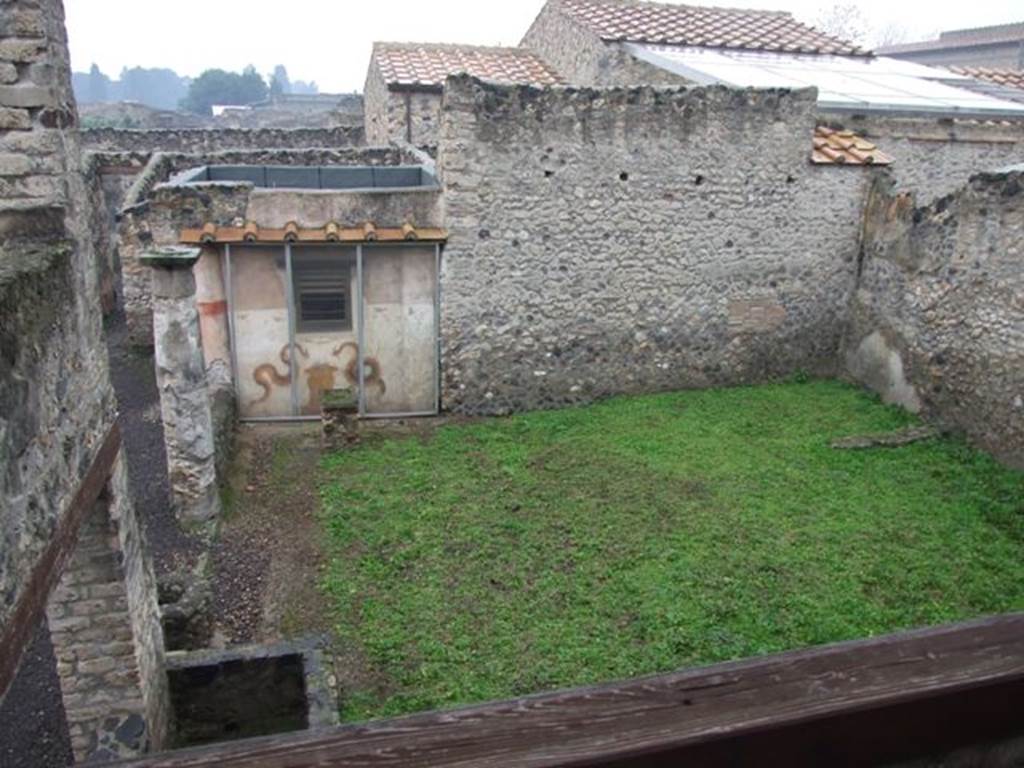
625,45,1024,118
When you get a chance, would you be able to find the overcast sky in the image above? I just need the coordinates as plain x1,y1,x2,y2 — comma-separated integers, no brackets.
65,0,1023,93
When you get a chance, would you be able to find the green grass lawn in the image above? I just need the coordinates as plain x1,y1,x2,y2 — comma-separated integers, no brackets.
318,380,1024,722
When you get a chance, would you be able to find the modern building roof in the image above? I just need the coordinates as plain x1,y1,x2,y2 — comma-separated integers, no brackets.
812,126,892,166
558,0,866,56
878,22,1024,55
949,66,1024,92
624,45,1024,118
372,42,564,89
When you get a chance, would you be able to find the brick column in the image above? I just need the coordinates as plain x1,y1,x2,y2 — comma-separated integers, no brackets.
143,246,222,524
46,455,170,762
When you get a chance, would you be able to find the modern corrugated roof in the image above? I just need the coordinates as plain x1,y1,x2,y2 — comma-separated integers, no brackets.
812,126,892,166
372,42,564,89
559,0,867,56
625,45,1024,118
180,222,447,244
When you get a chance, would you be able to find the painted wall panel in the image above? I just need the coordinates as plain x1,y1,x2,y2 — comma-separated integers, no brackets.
362,246,437,414
230,246,292,418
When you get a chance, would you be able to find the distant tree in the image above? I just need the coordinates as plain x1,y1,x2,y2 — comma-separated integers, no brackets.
813,4,870,46
270,64,291,96
290,79,319,95
118,66,188,110
87,63,109,102
180,66,268,115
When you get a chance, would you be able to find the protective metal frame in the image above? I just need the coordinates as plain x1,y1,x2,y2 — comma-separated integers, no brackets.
225,241,441,422
284,242,300,417
224,244,239,388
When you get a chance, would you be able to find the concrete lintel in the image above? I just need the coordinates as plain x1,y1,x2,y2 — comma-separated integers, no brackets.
139,245,202,270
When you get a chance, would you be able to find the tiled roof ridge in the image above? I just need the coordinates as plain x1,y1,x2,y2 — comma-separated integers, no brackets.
566,0,795,19
373,42,564,87
373,41,546,54
558,0,867,56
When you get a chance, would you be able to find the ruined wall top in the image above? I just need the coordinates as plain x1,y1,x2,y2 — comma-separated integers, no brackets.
440,74,818,160
80,125,366,154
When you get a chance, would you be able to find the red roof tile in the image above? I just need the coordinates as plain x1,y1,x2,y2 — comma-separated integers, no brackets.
373,43,564,89
180,221,447,244
559,0,867,55
812,126,892,166
948,66,1024,92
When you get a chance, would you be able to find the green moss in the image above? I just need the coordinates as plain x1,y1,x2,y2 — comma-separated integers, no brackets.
318,380,1024,722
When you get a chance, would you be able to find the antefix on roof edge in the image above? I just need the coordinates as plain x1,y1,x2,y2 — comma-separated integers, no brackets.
180,222,447,245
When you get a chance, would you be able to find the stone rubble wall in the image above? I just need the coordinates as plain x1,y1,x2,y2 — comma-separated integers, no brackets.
0,0,113,669
0,0,169,756
437,76,874,414
81,125,365,154
844,169,1024,468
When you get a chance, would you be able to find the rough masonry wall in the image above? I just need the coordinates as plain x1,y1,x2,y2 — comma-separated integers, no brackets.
363,60,394,145
80,125,365,154
844,170,1024,468
521,0,689,87
1,0,113,672
438,76,873,414
364,59,443,147
828,114,1024,204
0,0,169,755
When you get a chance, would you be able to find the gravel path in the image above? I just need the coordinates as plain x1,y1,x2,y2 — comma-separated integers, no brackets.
0,618,73,768
106,313,202,576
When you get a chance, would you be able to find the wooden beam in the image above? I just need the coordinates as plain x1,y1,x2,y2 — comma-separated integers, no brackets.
120,613,1024,767
0,423,121,700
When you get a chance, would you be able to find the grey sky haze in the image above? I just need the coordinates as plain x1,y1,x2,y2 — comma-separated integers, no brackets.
65,0,1023,93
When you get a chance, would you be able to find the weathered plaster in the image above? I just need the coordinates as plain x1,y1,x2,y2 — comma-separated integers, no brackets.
844,170,1024,467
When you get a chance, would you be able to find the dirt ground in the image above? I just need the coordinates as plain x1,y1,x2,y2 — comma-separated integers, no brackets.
209,424,334,646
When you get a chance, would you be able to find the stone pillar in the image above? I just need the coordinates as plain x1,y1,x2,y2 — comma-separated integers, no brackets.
46,456,170,762
143,246,222,524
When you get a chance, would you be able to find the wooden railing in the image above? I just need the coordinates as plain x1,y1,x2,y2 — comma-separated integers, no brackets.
121,612,1024,767
0,424,121,699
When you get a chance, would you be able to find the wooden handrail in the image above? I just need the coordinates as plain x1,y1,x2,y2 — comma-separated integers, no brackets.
120,612,1024,767
0,423,121,699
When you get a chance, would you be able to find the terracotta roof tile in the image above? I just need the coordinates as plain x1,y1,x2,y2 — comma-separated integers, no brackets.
180,221,447,244
373,42,564,89
948,66,1024,92
560,0,867,56
811,126,892,166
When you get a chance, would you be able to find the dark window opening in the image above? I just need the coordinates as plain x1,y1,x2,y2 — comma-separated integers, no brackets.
293,261,351,333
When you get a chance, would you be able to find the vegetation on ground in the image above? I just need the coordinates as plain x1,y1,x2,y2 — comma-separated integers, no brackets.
318,380,1024,722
